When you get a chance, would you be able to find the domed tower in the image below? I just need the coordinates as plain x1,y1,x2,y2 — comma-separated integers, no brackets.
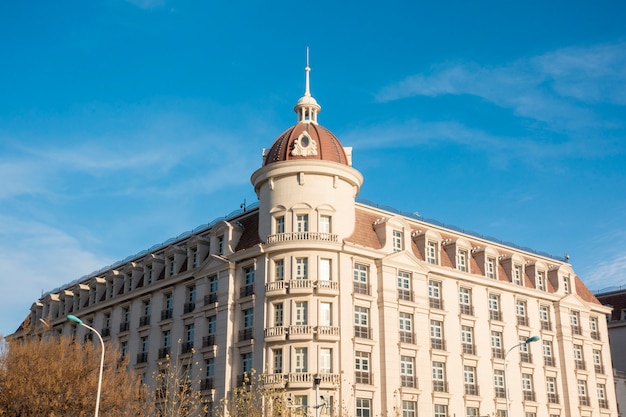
251,60,363,242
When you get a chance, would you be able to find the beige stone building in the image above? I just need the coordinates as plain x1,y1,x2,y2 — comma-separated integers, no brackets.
14,63,617,417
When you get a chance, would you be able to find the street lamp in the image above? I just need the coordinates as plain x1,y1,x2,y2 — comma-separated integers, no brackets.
68,315,105,417
504,335,539,417
313,375,322,417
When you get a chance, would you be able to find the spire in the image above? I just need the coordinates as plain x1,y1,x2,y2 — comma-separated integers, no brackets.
294,47,321,124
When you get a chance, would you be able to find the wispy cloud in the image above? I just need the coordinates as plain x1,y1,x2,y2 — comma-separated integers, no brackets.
376,42,626,135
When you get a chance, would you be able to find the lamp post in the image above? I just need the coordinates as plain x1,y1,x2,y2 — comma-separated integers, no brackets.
313,375,321,417
68,315,105,417
504,335,539,417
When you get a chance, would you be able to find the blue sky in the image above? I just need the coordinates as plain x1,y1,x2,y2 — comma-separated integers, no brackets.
1,0,625,335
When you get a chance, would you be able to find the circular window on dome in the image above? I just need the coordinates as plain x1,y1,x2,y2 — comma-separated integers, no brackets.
291,133,318,157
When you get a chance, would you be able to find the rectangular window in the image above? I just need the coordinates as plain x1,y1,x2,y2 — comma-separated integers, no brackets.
295,258,308,279
536,271,546,290
402,401,416,417
242,352,253,373
461,325,474,354
459,287,472,315
353,263,369,294
564,276,571,294
320,348,332,374
397,271,412,301
276,216,285,234
464,366,477,395
192,248,198,268
296,214,309,233
354,306,370,338
399,312,413,343
275,259,284,281
355,351,371,384
319,302,332,327
516,300,528,326
513,264,523,285
540,305,551,330
578,380,589,406
432,361,446,392
429,280,442,309
295,301,308,325
486,257,496,279
574,344,585,370
274,303,284,326
320,215,331,234
466,407,479,417
491,331,503,358
273,349,283,373
434,404,448,417
571,310,581,334
427,241,438,264
320,258,331,281
169,257,175,276
185,285,196,313
598,384,608,408
593,349,604,374
522,373,534,401
489,294,502,321
430,320,444,350
393,230,403,252
356,399,371,417
543,340,554,366
494,369,505,398
590,316,600,340
217,235,224,255
400,356,415,387
546,377,558,403
295,347,308,373
244,308,254,328
457,249,468,272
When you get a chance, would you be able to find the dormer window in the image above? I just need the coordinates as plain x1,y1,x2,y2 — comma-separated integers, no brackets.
168,257,175,276
513,264,523,285
218,235,224,255
457,249,468,272
486,257,496,279
192,248,198,268
563,276,571,294
427,241,438,265
536,271,546,291
393,230,403,252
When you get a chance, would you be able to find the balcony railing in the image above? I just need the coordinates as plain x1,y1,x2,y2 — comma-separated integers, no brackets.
462,343,476,355
429,298,444,310
158,347,170,359
161,308,173,320
240,284,254,298
353,282,370,295
119,322,130,332
595,364,605,374
290,279,312,290
547,393,559,404
599,399,609,409
575,359,586,370
495,387,506,399
591,330,600,340
432,380,448,393
492,347,504,359
544,356,555,367
489,310,502,321
139,315,151,327
464,384,479,396
239,328,253,341
398,289,413,302
204,293,218,305
541,320,552,331
459,304,474,316
182,341,194,354
101,327,111,337
523,391,536,402
203,334,216,347
136,352,148,363
579,396,590,406
354,326,371,339
431,338,446,350
183,302,196,314
201,377,214,391
520,352,532,363
289,325,313,337
400,331,415,344
266,232,338,244
401,375,416,388
316,326,340,338
517,316,529,326
355,371,371,385
572,325,582,335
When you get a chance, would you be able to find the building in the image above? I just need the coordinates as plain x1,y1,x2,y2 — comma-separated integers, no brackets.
13,61,617,417
595,287,626,417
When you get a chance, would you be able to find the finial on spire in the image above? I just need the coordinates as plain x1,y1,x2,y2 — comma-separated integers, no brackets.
294,47,321,124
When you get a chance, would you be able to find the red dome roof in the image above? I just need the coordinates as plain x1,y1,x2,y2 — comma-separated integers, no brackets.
263,122,349,166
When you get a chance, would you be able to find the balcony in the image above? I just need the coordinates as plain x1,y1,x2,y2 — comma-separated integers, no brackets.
239,284,254,298
400,331,415,344
541,320,552,331
459,304,474,316
316,326,340,341
464,384,479,396
398,289,413,302
266,232,338,244
289,279,313,294
544,356,555,367
572,325,582,335
462,343,476,355
201,377,214,391
158,347,170,359
355,371,372,385
595,364,605,374
161,308,173,321
523,391,536,402
432,380,448,393
517,316,529,326
401,375,416,388
183,302,196,314
354,326,371,339
575,359,586,370
204,293,218,305
547,393,559,404
136,352,148,364
289,325,313,340
119,322,130,332
599,399,609,409
495,387,506,399
139,315,151,327
579,396,590,407
489,310,502,321
264,326,286,341
239,328,253,341
182,341,194,354
203,334,216,347
316,280,338,295
265,281,287,297
353,282,370,295
429,298,444,310
431,338,446,350
591,330,600,341
286,372,340,388
520,352,532,363
492,347,504,359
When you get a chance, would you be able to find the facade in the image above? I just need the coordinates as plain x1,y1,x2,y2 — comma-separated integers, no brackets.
14,63,617,417
595,288,626,417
